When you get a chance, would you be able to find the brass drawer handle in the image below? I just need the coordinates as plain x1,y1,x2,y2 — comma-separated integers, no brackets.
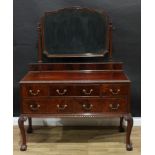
29,89,40,96
29,104,40,111
82,104,93,110
109,89,120,95
56,89,67,95
57,104,68,110
82,89,93,95
109,103,120,110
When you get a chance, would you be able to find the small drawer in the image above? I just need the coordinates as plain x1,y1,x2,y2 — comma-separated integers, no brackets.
74,99,102,113
76,85,100,96
22,99,47,114
101,84,129,96
49,85,75,96
21,84,48,97
47,99,73,113
101,98,128,113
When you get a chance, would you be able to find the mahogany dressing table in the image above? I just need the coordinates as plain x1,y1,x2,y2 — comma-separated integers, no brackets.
18,7,133,151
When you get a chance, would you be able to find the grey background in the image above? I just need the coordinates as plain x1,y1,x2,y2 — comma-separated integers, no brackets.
13,0,141,116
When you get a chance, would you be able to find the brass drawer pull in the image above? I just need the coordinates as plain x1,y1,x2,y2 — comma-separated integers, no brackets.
82,104,93,110
29,104,40,111
109,89,120,95
109,103,120,110
56,89,67,95
82,89,93,95
57,104,68,110
29,89,40,96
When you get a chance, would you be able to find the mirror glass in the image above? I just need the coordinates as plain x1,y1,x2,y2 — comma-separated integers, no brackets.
42,8,109,57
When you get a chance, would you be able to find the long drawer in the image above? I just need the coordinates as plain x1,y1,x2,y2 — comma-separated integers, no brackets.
49,84,100,96
73,98,128,113
22,98,128,114
22,99,73,114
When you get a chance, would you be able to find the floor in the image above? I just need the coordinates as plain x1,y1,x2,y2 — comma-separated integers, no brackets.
13,126,141,155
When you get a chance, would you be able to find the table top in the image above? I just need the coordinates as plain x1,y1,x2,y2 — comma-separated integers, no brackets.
20,70,130,83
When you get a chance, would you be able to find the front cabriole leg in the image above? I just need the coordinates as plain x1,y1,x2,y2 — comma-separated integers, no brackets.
124,114,133,151
18,116,27,151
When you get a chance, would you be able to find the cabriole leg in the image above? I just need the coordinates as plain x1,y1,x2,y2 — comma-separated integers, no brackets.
18,116,27,151
27,117,33,133
125,115,133,151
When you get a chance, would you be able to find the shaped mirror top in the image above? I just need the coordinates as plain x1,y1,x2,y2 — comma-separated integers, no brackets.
38,7,112,59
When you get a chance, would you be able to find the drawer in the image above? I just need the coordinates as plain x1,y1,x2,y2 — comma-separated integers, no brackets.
101,84,129,96
22,98,128,114
73,98,127,113
47,99,73,113
49,85,75,96
101,98,128,113
22,99,47,114
22,99,73,114
75,85,100,96
49,84,100,96
74,99,102,113
21,84,48,97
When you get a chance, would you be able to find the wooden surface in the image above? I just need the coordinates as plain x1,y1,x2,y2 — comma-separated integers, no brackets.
19,63,132,150
28,63,123,71
20,71,129,83
14,126,140,155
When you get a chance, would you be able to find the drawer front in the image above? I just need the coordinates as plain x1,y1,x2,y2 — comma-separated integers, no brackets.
47,99,73,113
22,84,48,97
74,99,102,113
75,85,100,96
22,100,47,114
101,98,128,113
49,85,74,96
49,85,100,96
22,99,73,114
22,98,128,114
73,98,128,113
101,84,129,96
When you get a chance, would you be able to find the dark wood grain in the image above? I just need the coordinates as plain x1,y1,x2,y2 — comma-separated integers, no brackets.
125,115,133,151
29,63,123,71
20,71,129,82
49,84,100,96
21,97,128,114
101,84,130,96
21,84,48,97
18,116,27,151
19,63,132,151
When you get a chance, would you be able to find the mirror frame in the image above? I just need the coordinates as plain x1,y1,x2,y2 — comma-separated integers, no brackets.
37,7,112,62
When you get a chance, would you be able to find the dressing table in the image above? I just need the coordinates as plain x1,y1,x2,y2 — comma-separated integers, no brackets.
18,7,133,151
